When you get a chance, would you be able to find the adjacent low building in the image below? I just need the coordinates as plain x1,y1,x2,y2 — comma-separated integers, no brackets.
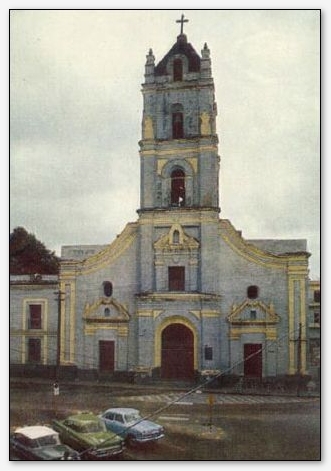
10,274,59,377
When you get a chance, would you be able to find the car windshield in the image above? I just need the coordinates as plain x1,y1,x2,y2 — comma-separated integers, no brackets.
125,412,141,424
37,434,60,447
82,421,106,433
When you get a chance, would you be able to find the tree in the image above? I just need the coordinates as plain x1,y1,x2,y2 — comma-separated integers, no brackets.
10,227,60,274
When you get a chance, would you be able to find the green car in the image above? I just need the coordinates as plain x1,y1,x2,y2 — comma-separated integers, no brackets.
52,412,125,460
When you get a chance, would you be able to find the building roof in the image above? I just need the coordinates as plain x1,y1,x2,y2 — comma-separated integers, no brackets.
155,34,201,76
248,239,308,255
61,245,108,260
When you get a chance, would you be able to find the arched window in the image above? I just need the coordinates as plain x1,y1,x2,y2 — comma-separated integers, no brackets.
104,308,110,317
103,281,113,297
171,169,185,206
247,285,259,299
173,58,183,81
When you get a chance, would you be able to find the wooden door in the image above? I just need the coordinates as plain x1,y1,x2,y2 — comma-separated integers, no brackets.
99,341,115,372
244,343,262,378
161,324,194,379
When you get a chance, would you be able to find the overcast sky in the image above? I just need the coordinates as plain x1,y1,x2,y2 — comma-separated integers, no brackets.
10,9,320,278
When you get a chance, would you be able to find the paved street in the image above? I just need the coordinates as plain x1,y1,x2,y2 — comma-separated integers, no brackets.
10,379,320,460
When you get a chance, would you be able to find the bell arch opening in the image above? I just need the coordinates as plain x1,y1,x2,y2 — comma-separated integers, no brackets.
171,168,186,206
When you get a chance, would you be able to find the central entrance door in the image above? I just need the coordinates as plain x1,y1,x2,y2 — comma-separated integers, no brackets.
244,343,262,378
161,323,194,379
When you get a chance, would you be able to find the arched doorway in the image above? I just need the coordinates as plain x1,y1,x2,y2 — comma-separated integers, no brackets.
161,323,194,379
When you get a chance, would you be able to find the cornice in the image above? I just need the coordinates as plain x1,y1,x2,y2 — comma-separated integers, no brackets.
219,219,309,271
83,297,130,322
227,299,280,325
135,292,222,302
60,222,138,276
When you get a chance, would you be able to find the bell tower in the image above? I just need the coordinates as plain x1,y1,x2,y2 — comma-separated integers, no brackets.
138,16,220,214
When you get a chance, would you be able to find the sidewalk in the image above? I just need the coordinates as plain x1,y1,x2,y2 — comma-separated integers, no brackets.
10,375,320,398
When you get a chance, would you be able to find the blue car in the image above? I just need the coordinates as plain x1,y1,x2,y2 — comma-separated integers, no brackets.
100,408,164,446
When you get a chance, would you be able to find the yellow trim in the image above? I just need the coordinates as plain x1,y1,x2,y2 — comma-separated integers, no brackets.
140,145,218,157
189,310,220,319
220,223,285,269
84,324,128,335
154,316,198,369
190,310,201,319
157,159,168,175
185,157,198,174
201,310,220,318
137,292,221,302
118,326,129,337
287,265,309,275
229,326,277,340
287,275,308,375
137,310,163,319
154,223,199,251
143,116,154,139
21,335,25,363
60,223,138,276
83,297,130,320
200,111,211,135
157,157,197,176
138,210,220,226
228,300,280,324
288,276,296,374
137,310,153,317
219,219,309,271
69,282,76,364
300,278,307,374
59,281,66,364
43,335,48,365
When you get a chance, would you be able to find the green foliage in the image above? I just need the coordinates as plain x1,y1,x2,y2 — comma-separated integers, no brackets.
10,227,60,274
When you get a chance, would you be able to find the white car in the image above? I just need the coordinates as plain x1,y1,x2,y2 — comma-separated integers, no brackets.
10,425,80,460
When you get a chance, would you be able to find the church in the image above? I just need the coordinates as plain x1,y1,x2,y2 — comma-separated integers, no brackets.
57,19,310,383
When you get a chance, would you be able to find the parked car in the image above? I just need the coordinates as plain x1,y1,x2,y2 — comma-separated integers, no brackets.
100,407,165,446
10,425,80,460
52,412,125,460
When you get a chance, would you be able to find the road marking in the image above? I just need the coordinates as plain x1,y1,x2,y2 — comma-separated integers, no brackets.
159,415,190,421
172,401,193,405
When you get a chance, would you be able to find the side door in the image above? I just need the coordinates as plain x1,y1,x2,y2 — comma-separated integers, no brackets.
244,343,262,378
99,341,115,372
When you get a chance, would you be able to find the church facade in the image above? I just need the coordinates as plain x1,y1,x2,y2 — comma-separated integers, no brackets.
57,29,310,382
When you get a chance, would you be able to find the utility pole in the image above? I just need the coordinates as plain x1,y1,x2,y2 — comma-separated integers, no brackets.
296,323,302,397
297,323,302,375
54,290,65,379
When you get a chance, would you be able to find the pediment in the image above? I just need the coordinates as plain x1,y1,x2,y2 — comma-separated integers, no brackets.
83,298,130,323
227,300,279,325
154,224,199,251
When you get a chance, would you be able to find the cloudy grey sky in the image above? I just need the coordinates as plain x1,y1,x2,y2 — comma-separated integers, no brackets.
10,9,320,278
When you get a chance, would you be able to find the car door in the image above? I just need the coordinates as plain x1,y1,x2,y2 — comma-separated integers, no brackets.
103,412,119,434
62,421,82,451
104,413,126,436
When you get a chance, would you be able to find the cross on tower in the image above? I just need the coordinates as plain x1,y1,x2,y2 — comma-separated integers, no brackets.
176,14,188,35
